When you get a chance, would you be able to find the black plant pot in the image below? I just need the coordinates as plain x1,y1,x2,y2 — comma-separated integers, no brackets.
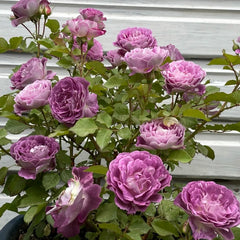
0,215,24,240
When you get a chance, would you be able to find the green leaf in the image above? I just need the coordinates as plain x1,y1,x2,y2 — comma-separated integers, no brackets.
42,172,60,190
232,227,240,239
48,124,69,137
96,129,112,150
225,122,240,132
85,165,108,175
5,119,29,134
225,80,237,86
96,202,118,222
57,55,73,69
104,75,128,88
24,204,46,224
9,37,23,49
208,57,228,65
158,200,181,222
38,38,55,48
129,215,151,235
0,128,7,138
3,174,26,196
182,109,210,121
0,167,8,185
113,103,129,122
45,19,60,33
85,61,107,78
205,92,237,104
19,194,46,208
118,128,132,140
197,143,215,160
0,38,9,53
96,112,112,128
56,150,72,169
70,118,98,137
98,223,121,234
151,219,179,237
168,149,192,163
144,203,156,217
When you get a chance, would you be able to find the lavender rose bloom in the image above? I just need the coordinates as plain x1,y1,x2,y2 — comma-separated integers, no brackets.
162,60,206,94
79,8,106,30
105,49,123,67
107,151,172,214
49,77,98,126
46,167,102,238
124,47,168,75
114,27,157,52
66,17,105,39
174,181,240,240
14,80,51,115
11,57,55,90
10,135,59,180
73,38,103,62
11,0,41,26
160,44,184,61
136,117,185,150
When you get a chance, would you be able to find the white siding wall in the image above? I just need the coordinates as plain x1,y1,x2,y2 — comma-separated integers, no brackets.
0,0,240,228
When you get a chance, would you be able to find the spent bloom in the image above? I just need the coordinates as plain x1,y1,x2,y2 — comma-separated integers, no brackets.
49,77,98,126
14,80,51,115
174,181,240,240
124,47,168,75
136,117,185,150
46,167,102,238
11,0,41,26
10,135,59,180
162,60,206,95
107,151,172,214
10,57,55,90
114,27,157,52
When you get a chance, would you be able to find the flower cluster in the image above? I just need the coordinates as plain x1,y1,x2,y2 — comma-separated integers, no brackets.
0,1,240,240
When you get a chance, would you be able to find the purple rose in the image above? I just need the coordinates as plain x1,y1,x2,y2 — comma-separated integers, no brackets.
114,27,157,52
162,60,206,94
174,181,240,240
73,38,103,62
39,0,51,17
11,0,41,26
160,44,184,61
107,151,172,214
105,49,123,67
46,167,102,238
136,117,185,150
11,57,55,90
10,135,59,180
66,17,105,39
48,77,98,126
79,8,106,30
235,49,240,55
14,80,51,115
124,47,168,75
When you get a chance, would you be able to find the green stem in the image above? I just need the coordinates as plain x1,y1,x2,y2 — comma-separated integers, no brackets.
0,145,11,156
39,108,50,133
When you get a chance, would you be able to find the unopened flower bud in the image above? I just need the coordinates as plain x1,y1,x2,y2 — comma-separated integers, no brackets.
232,40,240,51
39,0,51,17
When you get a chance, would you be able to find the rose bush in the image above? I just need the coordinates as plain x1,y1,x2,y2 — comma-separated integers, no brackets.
0,1,240,240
